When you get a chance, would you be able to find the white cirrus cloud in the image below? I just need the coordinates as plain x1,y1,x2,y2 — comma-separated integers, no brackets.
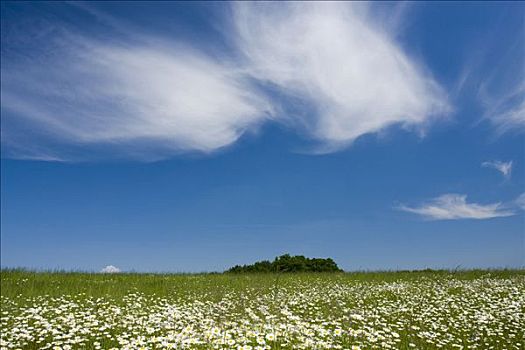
492,99,525,133
516,193,525,210
481,160,513,179
1,40,274,160
475,34,525,135
398,193,515,220
484,87,525,135
232,2,449,152
100,265,121,273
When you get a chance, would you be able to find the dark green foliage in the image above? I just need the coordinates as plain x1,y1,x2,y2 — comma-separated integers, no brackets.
226,254,343,273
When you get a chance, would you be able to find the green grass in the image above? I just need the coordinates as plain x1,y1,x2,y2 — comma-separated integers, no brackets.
1,269,524,349
3,268,522,300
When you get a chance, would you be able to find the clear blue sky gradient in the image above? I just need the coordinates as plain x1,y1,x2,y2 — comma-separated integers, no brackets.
1,2,524,272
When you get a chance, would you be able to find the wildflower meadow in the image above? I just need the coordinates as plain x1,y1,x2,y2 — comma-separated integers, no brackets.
1,270,523,350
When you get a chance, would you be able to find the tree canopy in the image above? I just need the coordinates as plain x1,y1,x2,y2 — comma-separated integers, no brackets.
226,254,343,273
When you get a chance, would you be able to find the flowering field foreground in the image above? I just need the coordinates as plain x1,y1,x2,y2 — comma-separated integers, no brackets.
1,270,524,350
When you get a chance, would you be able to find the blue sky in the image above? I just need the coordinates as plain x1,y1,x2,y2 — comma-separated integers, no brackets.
1,2,524,272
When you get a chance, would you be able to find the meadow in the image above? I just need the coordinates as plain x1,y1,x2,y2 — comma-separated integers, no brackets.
1,269,524,350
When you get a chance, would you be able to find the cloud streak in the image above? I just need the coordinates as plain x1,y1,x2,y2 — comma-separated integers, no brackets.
398,194,515,220
1,2,449,160
484,86,525,135
475,32,525,135
482,160,513,179
516,193,525,211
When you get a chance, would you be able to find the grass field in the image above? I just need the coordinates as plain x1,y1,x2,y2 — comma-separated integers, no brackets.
1,269,524,350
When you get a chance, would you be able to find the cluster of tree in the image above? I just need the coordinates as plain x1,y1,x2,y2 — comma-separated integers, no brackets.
226,254,343,273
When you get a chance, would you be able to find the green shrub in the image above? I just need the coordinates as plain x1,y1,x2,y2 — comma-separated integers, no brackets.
226,254,343,273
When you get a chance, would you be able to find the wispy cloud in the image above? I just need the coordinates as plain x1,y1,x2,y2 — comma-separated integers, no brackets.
450,12,524,135
482,160,513,179
475,31,525,135
398,194,515,220
232,2,449,153
1,40,274,160
1,2,449,160
516,193,525,211
483,85,525,135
